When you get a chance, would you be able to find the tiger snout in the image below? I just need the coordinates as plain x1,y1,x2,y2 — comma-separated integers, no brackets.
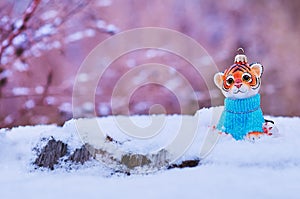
234,79,242,88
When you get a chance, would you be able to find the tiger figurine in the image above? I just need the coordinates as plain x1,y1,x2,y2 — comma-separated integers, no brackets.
214,48,278,140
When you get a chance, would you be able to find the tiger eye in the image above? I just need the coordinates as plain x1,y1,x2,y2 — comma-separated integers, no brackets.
242,74,251,82
226,77,234,85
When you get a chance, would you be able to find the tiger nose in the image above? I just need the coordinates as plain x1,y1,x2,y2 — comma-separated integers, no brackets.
235,84,242,88
235,79,242,88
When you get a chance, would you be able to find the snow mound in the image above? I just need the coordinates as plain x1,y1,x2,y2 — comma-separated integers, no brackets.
1,107,300,198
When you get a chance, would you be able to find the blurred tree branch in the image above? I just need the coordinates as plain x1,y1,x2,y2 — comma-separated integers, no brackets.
0,0,41,63
0,0,119,127
0,0,118,97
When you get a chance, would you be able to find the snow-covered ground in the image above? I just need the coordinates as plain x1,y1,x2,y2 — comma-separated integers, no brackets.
0,108,300,199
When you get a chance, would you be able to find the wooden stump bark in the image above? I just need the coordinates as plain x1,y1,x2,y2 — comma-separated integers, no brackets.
34,138,200,172
34,139,68,170
68,144,92,164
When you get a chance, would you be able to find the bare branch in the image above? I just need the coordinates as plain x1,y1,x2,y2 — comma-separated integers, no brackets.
0,0,41,65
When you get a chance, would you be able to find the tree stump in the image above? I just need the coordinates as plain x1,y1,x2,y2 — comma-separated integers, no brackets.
33,138,200,172
68,144,92,164
34,139,68,170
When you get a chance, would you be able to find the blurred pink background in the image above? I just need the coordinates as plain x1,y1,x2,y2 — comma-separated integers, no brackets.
0,0,299,127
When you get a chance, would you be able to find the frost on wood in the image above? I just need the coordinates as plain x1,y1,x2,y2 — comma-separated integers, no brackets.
34,139,67,170
67,144,93,164
34,139,92,170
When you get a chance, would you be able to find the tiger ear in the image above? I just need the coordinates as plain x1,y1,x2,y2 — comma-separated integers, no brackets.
250,63,263,77
214,72,224,90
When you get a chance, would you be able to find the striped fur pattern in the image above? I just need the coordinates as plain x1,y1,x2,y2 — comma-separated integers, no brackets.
214,57,263,99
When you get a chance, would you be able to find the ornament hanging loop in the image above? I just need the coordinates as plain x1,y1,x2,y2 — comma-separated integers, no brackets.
234,48,247,64
237,47,245,54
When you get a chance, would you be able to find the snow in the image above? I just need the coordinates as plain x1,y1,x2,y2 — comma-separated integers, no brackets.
35,24,55,38
12,87,30,96
40,10,58,21
53,17,62,26
58,102,72,113
77,73,89,82
0,56,8,65
25,4,34,14
98,103,110,115
13,60,29,72
4,46,14,55
97,0,112,7
146,49,165,58
0,108,300,198
1,39,9,47
14,19,24,29
45,96,56,105
50,41,61,49
12,34,27,46
24,99,35,109
82,102,94,112
96,20,106,29
106,24,119,34
34,86,44,94
0,16,9,23
85,29,96,37
3,115,13,125
0,69,11,79
126,59,136,68
65,30,96,43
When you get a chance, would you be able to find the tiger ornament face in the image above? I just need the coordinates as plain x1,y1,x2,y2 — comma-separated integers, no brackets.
214,52,263,99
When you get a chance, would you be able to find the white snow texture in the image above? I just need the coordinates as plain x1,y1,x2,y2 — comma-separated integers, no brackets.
0,107,300,199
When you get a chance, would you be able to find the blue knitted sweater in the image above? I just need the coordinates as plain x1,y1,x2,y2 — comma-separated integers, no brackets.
217,94,264,140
